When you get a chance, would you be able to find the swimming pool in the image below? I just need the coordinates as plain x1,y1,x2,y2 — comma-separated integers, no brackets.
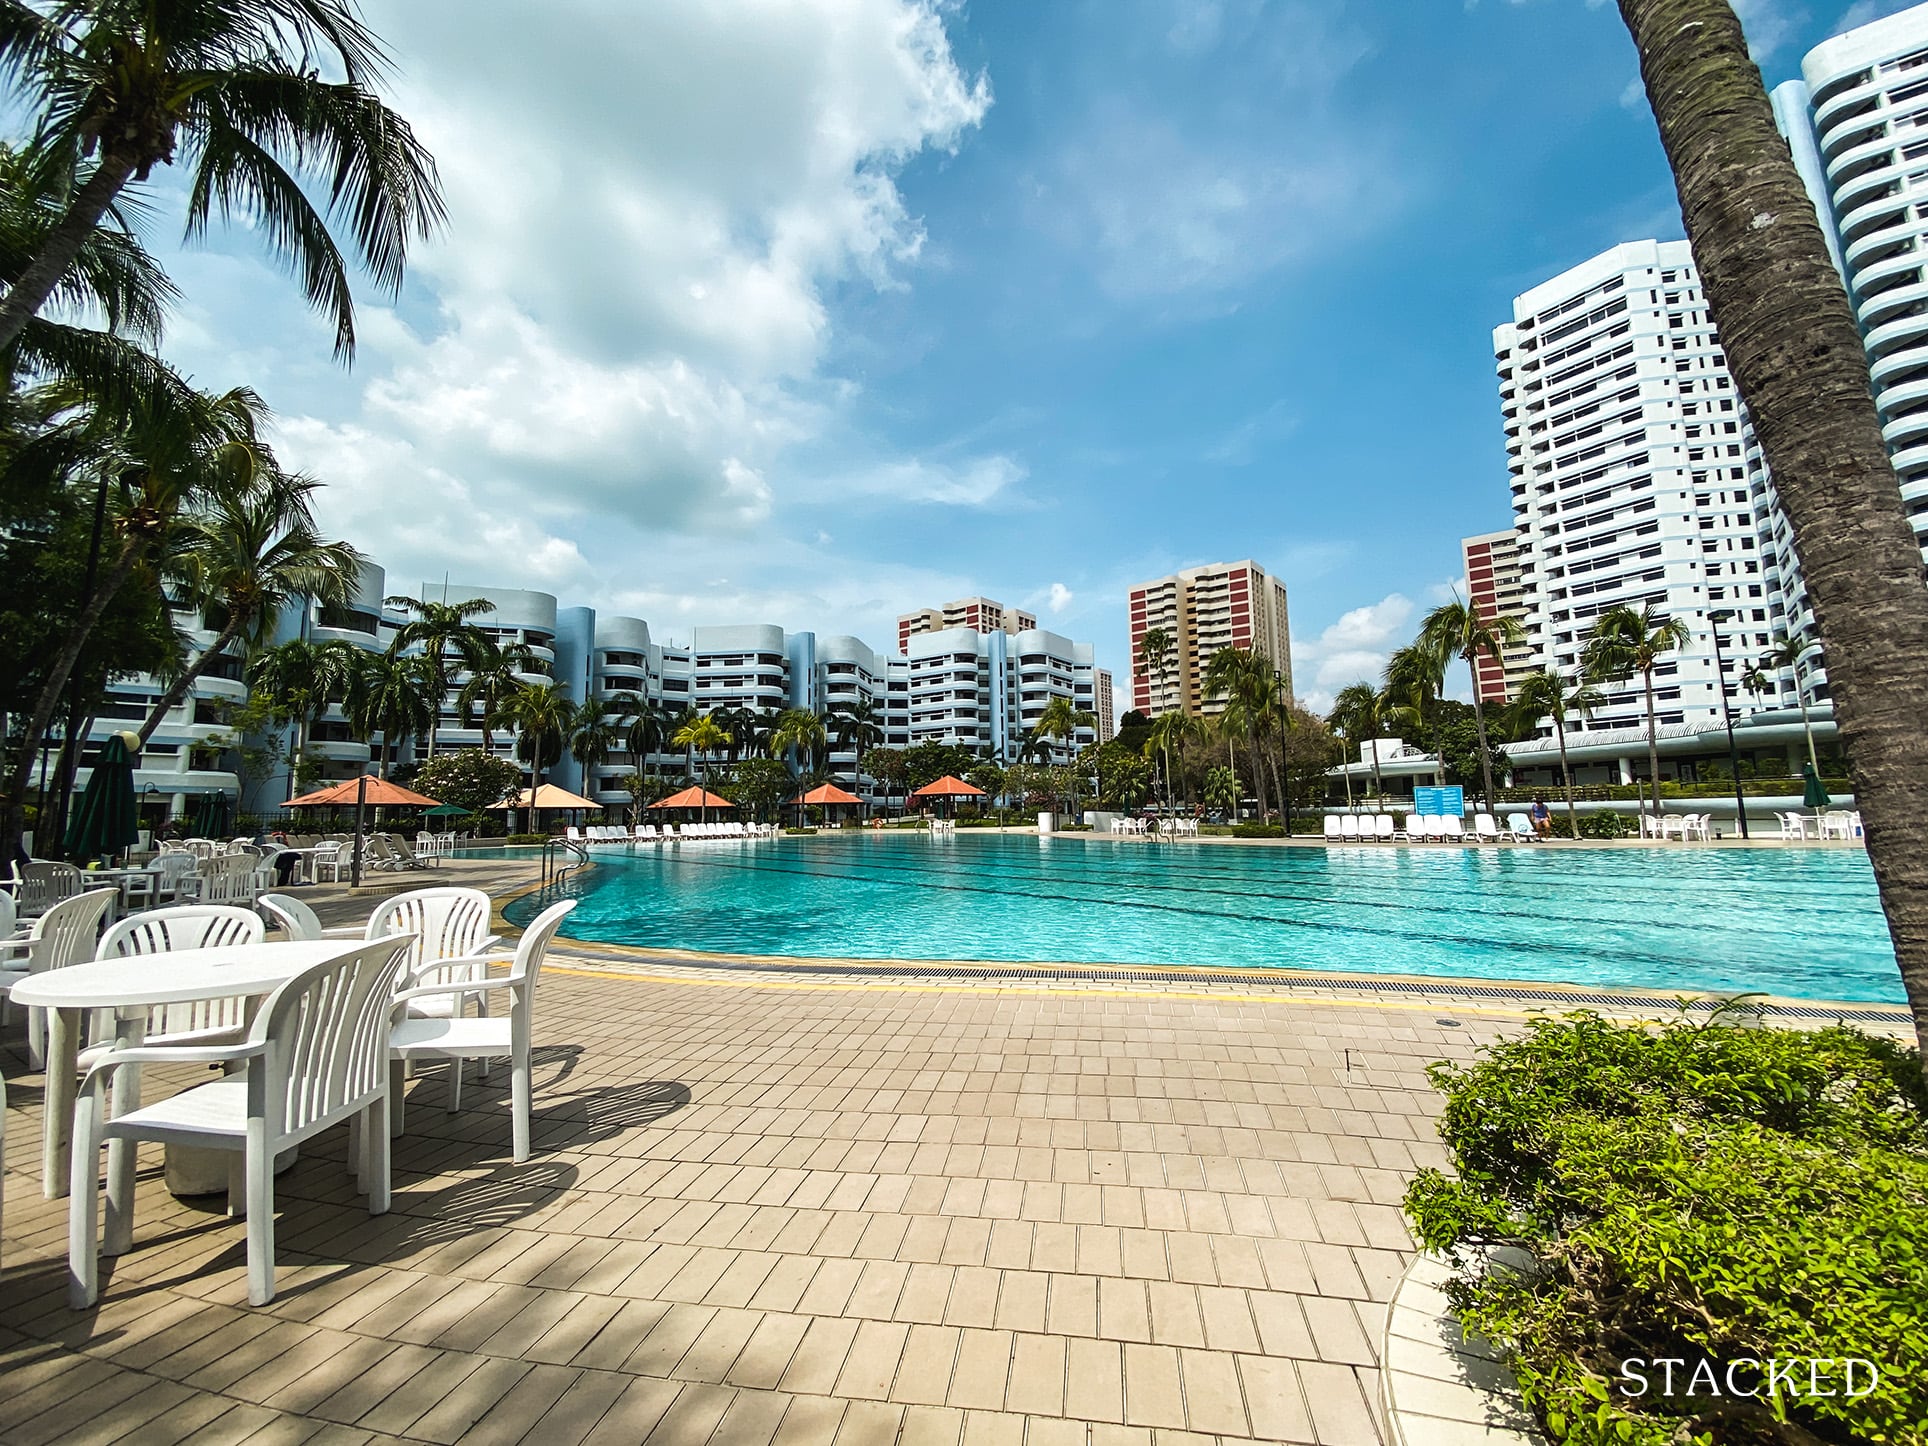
506,832,1904,1004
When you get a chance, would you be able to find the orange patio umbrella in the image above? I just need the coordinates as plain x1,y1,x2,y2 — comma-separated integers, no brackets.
285,775,440,808
650,786,737,810
787,781,864,829
284,774,439,889
906,774,986,818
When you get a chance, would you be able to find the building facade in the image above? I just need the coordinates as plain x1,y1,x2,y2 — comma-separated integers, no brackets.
896,597,1037,654
1495,239,1796,740
1126,560,1292,717
1460,529,1536,704
1773,1,1928,571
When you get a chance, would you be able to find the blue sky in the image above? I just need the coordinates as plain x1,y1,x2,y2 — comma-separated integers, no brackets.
133,0,1919,709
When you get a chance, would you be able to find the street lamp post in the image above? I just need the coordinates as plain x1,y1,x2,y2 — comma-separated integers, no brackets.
1708,611,1749,840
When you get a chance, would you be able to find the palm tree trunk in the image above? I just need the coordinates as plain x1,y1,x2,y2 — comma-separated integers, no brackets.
1795,692,1819,774
1467,655,1497,814
0,535,145,859
1247,727,1268,824
1554,710,1578,839
0,148,144,353
1621,0,1928,1063
137,613,251,745
1642,668,1664,825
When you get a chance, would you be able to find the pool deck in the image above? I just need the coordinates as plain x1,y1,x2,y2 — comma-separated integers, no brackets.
0,859,1905,1446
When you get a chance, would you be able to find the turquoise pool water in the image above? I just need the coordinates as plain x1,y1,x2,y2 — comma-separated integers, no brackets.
503,833,1904,1004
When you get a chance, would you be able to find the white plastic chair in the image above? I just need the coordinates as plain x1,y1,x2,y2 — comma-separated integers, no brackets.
388,898,578,1163
1685,814,1712,842
1373,814,1395,841
1508,813,1535,841
68,935,413,1307
1659,815,1686,840
365,887,498,1026
258,892,363,942
1339,815,1360,841
0,889,117,1069
1442,815,1465,841
1473,814,1501,843
13,861,83,918
88,906,265,1064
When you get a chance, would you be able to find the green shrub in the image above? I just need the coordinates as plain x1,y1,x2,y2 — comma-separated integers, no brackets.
1550,810,1634,840
1228,823,1285,838
1406,1012,1928,1445
503,833,548,846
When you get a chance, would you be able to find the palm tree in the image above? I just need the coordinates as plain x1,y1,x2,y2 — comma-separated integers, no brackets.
341,648,435,778
1329,682,1391,805
384,594,497,759
1507,669,1604,840
1,382,267,857
1144,708,1199,810
1416,598,1525,813
1618,0,1928,1063
613,693,675,785
1033,696,1095,813
493,681,572,796
671,712,732,823
1137,626,1173,714
456,638,541,757
1581,603,1691,823
136,468,363,744
247,635,358,789
568,698,623,802
1758,633,1821,773
770,708,829,826
828,698,885,786
0,0,445,360
1204,647,1274,823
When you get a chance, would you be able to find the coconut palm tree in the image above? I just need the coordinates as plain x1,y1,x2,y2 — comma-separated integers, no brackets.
247,635,358,789
1204,647,1274,823
456,638,542,757
671,711,732,823
0,0,445,360
568,697,623,802
1329,682,1392,806
1507,669,1604,840
828,698,884,786
1581,603,1690,823
1758,633,1821,773
1136,626,1173,714
612,692,675,785
1,381,269,858
341,648,435,778
1416,598,1525,813
384,594,497,759
135,468,363,744
1620,0,1928,1062
494,681,572,797
1144,708,1199,810
1032,696,1095,812
770,708,828,826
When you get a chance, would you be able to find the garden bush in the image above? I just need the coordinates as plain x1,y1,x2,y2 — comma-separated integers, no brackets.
502,833,548,846
1405,1011,1928,1445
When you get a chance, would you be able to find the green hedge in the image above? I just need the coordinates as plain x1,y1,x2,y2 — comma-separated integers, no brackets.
1405,1011,1928,1445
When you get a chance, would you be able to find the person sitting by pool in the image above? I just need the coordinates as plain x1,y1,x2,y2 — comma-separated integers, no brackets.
1530,795,1553,839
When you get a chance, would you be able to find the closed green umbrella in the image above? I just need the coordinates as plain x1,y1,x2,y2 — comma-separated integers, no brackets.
194,790,232,838
1802,763,1831,810
65,732,140,862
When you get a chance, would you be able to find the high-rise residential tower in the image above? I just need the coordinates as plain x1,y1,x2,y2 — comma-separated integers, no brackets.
1126,561,1291,716
1773,1,1928,569
896,597,1037,653
1496,239,1785,734
1460,529,1535,704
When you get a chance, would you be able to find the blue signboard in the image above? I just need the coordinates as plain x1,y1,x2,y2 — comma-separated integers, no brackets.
1412,786,1465,817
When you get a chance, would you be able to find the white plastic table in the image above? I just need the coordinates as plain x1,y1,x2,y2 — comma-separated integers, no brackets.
10,940,357,1200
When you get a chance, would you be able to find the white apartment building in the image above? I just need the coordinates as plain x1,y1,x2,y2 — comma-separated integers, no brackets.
1774,1,1928,568
1496,239,1785,737
1126,561,1292,717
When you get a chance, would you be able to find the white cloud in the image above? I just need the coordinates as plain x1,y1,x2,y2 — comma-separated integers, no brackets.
1290,593,1417,713
173,0,1002,644
1047,582,1075,613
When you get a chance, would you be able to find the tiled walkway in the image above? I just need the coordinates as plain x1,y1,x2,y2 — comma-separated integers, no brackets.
0,936,1507,1446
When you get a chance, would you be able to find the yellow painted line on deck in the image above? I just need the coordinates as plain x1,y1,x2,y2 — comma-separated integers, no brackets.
541,961,1568,1020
